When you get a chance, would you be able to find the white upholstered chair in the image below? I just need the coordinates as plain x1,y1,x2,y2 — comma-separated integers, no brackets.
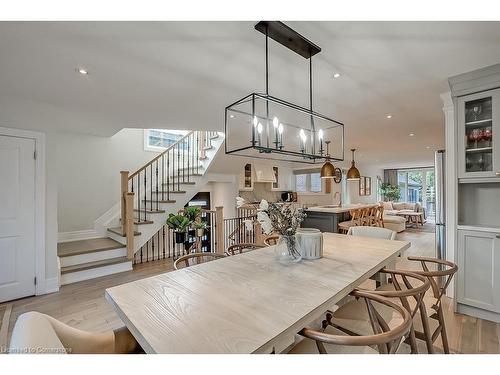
347,226,396,240
9,311,140,354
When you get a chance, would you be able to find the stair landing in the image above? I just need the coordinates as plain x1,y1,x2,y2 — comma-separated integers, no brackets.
57,237,124,257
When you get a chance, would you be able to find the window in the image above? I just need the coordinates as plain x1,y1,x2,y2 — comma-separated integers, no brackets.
294,172,323,193
296,174,307,192
144,129,189,151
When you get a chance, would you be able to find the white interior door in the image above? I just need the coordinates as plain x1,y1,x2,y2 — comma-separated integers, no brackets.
0,135,36,302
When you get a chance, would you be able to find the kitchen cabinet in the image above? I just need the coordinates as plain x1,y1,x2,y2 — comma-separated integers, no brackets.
457,229,500,314
238,163,254,191
457,89,500,179
271,166,292,191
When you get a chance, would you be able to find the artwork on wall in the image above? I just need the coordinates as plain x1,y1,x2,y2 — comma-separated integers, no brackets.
359,176,371,196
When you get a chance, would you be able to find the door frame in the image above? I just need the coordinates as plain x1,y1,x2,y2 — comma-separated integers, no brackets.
0,126,46,296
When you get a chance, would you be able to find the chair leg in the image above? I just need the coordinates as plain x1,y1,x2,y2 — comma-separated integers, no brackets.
408,324,419,354
418,302,435,354
437,305,450,354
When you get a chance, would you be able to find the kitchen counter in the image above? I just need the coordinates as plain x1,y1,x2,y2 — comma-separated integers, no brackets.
303,203,378,233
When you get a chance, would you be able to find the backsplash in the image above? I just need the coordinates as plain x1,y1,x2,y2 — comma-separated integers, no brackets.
239,182,283,203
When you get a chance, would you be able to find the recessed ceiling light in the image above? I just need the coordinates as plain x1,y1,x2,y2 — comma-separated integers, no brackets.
426,146,431,149
409,133,415,137
76,67,88,75
386,115,392,119
333,73,341,79
229,114,235,119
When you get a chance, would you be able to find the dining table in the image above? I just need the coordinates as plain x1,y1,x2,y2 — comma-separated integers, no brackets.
105,233,410,354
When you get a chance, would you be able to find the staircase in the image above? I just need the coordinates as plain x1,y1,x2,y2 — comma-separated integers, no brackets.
57,130,224,285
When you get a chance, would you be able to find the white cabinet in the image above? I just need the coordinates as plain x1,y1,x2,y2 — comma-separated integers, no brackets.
457,229,500,313
458,88,500,179
270,166,292,191
238,163,254,191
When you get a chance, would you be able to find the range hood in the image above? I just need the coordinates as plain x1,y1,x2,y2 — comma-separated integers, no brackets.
254,164,277,183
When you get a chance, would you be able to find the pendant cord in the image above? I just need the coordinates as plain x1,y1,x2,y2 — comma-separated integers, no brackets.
265,25,269,96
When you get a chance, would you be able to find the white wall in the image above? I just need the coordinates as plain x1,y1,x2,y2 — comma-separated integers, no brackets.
347,164,383,204
56,128,158,232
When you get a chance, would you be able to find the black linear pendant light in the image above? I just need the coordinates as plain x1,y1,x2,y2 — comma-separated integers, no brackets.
224,21,345,164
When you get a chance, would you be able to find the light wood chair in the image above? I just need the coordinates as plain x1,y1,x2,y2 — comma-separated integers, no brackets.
263,235,280,246
329,269,431,354
347,226,396,240
289,290,412,354
173,252,226,270
9,311,141,354
398,256,458,354
226,243,265,256
338,209,362,234
373,205,385,227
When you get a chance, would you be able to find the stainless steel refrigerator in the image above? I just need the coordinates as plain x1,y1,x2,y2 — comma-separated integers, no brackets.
435,150,446,261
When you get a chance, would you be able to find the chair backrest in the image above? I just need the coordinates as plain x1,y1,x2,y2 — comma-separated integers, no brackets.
173,252,226,269
349,208,362,224
406,256,458,304
9,311,139,354
347,226,396,240
365,268,430,319
263,235,280,246
300,290,411,354
226,243,265,256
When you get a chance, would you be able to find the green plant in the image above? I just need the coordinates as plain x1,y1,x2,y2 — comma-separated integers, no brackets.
166,214,191,232
379,183,401,201
193,221,208,230
183,206,201,222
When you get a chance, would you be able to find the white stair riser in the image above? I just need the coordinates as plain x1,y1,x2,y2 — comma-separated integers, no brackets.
61,261,132,285
60,247,127,267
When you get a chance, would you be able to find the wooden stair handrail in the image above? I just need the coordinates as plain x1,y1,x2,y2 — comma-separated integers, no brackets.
128,130,195,180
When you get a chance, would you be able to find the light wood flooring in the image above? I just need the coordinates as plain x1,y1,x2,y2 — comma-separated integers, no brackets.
0,227,499,354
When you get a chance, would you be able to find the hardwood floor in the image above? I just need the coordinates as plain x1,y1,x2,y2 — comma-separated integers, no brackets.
1,228,499,353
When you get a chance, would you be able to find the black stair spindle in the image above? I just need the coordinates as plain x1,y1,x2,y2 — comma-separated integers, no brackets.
155,160,159,211
177,144,180,191
161,154,165,201
150,164,153,211
143,169,146,222
151,234,155,261
162,226,166,260
167,151,170,201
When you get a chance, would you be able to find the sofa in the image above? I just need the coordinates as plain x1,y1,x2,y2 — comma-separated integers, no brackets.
381,201,426,233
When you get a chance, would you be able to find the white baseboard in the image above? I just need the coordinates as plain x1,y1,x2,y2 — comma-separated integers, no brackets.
58,229,101,243
36,277,60,295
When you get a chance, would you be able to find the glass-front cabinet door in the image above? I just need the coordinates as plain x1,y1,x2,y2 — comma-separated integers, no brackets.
458,88,500,179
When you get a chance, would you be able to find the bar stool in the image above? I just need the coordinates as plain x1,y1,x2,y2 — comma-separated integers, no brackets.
264,235,280,246
338,208,362,234
288,290,412,354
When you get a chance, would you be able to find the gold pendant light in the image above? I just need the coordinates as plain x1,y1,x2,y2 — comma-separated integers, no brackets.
320,141,335,178
346,148,361,180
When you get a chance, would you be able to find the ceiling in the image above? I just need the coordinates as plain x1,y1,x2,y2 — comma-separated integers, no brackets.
1,21,500,169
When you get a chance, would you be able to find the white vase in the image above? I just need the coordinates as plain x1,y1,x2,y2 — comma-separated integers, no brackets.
296,228,323,259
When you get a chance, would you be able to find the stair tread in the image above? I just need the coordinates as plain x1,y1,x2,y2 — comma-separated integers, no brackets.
133,208,166,213
57,238,124,257
61,256,130,274
151,190,186,194
143,200,177,204
107,227,142,237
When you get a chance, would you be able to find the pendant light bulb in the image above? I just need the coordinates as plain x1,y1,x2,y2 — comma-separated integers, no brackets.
299,129,307,143
278,123,284,134
253,116,258,128
318,129,324,140
257,122,263,134
273,116,279,129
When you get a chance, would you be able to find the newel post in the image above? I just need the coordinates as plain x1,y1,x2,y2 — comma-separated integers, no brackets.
125,192,135,260
120,171,129,235
215,206,224,254
199,131,207,160
254,221,264,246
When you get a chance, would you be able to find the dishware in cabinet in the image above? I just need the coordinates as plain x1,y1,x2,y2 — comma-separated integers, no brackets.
457,228,500,314
239,163,254,191
458,88,500,179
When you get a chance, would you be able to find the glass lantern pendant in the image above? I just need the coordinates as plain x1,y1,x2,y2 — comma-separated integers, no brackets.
224,21,345,164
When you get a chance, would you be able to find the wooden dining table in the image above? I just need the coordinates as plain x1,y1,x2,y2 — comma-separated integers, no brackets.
105,233,410,354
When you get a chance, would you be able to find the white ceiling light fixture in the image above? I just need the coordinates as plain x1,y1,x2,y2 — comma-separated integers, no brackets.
386,114,392,119
409,133,415,137
76,67,89,75
333,73,341,78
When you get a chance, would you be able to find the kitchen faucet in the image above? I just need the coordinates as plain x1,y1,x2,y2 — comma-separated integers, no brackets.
333,191,342,206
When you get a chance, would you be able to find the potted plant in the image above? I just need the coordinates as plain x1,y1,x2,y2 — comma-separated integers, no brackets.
193,221,208,237
380,183,401,202
184,206,201,244
166,213,191,244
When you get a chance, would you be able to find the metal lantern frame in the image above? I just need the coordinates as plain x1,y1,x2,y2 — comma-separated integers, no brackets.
224,21,345,164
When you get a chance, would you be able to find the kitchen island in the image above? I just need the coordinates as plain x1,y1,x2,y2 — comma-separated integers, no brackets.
302,204,378,233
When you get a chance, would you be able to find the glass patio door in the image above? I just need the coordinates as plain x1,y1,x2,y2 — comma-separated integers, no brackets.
397,168,435,221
